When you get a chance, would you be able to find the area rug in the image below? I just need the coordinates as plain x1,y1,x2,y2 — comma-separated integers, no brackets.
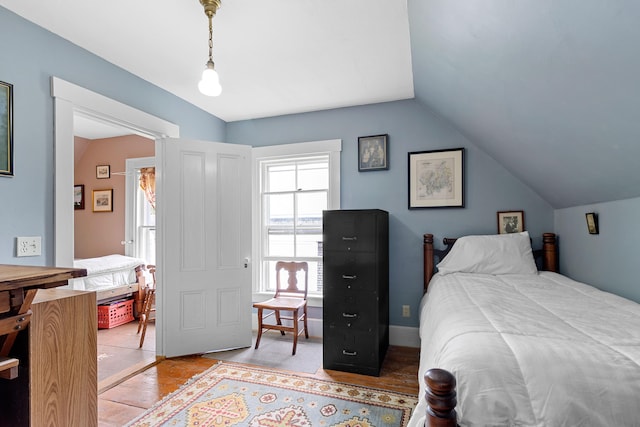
202,332,323,374
125,362,418,427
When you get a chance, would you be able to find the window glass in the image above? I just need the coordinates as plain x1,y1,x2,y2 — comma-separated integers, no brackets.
260,157,328,293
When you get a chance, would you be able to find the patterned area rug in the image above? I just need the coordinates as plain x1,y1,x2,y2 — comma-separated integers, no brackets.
126,362,418,427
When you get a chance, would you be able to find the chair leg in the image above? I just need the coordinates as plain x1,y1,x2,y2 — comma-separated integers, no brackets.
255,308,264,349
139,297,153,348
275,309,285,335
137,290,149,333
291,308,299,355
303,305,309,339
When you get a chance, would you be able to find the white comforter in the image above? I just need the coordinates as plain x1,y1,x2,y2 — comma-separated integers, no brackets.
408,272,640,427
68,254,146,291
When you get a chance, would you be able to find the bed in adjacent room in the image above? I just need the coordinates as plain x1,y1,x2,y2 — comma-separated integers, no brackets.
410,231,640,427
68,254,147,314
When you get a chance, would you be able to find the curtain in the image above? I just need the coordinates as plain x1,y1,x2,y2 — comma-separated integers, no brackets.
139,167,156,210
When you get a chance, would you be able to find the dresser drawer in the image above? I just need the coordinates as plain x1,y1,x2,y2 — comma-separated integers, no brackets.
323,293,379,331
323,251,378,291
323,211,380,252
323,328,381,375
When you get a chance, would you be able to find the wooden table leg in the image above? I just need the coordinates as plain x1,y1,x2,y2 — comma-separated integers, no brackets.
0,289,37,357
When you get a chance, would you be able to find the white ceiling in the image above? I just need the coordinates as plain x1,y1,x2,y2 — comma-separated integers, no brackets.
1,0,414,123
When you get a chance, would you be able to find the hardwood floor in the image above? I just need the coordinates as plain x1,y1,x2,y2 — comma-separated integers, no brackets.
97,344,421,426
97,319,156,393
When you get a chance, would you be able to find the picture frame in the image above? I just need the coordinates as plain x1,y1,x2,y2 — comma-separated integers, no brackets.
1,81,13,177
408,148,464,208
358,134,388,171
585,212,599,234
497,210,525,234
96,164,111,179
74,184,85,210
92,189,113,212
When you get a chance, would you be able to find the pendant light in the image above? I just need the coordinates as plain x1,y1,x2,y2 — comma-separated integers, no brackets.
198,0,222,96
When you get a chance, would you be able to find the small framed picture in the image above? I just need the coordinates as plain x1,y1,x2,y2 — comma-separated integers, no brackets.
585,212,599,234
96,164,111,179
74,184,85,210
358,134,388,171
497,210,524,234
93,189,113,212
408,148,464,208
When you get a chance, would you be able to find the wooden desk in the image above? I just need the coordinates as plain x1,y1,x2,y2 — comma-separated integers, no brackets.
0,265,95,427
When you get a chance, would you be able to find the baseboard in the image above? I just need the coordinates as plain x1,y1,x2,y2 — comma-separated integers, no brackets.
388,325,420,348
251,314,420,349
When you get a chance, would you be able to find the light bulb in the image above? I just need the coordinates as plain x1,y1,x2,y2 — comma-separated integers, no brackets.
198,61,222,96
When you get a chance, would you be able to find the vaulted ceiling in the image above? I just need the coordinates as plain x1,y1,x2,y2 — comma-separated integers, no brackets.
2,0,639,209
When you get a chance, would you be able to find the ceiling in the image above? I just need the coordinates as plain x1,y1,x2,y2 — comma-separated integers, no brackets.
0,0,413,123
3,0,640,209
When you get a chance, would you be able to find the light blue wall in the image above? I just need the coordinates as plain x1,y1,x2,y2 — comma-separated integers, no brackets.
0,7,225,265
228,100,554,327
555,197,640,303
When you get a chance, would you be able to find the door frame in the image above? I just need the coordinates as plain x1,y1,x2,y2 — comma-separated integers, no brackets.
51,77,179,355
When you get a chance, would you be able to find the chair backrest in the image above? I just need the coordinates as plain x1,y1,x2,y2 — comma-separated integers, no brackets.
274,261,308,299
147,264,156,290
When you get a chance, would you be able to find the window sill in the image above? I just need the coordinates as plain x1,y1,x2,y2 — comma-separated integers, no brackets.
252,292,323,308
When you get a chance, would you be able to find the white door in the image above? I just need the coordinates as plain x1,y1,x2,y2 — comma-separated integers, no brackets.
156,138,252,357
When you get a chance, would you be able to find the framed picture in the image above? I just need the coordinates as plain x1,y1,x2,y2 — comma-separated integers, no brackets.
74,184,85,210
93,189,113,212
96,164,111,179
1,81,13,177
358,134,388,171
497,210,524,234
408,148,464,208
585,212,599,234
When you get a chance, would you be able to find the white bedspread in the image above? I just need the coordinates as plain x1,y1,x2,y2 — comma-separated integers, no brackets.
68,254,146,292
408,272,640,427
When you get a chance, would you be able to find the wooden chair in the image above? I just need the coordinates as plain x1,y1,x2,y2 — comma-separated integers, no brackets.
253,261,309,355
137,265,156,348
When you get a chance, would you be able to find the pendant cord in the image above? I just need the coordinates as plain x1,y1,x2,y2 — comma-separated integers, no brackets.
208,14,213,62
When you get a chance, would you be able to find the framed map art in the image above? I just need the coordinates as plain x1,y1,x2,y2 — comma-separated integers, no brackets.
408,148,464,208
1,80,13,176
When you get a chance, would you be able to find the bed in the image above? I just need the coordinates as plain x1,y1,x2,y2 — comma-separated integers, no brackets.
67,254,147,314
410,231,640,427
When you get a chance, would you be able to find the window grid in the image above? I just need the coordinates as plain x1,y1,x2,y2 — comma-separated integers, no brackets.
259,156,328,295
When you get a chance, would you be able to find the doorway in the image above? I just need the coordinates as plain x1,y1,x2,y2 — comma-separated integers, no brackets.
52,77,179,389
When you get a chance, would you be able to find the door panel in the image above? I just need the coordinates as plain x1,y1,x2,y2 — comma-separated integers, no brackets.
157,138,251,357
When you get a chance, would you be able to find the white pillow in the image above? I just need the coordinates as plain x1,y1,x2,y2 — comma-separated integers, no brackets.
436,231,538,275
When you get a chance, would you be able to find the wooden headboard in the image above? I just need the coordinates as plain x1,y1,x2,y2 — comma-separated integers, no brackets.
423,232,558,293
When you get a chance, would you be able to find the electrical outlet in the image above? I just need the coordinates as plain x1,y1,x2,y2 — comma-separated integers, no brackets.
16,236,42,257
402,305,410,317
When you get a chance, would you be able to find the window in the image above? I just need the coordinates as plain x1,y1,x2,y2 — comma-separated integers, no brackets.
135,168,156,265
253,140,341,300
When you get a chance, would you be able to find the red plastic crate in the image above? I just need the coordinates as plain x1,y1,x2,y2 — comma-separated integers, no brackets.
98,298,134,329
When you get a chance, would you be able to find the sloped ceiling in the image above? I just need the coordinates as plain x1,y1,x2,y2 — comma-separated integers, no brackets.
2,1,639,209
408,0,640,209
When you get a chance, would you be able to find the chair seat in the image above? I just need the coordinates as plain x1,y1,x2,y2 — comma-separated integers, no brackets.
253,297,307,311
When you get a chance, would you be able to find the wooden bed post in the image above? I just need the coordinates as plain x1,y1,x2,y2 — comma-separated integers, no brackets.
424,368,457,427
542,233,558,273
424,234,435,293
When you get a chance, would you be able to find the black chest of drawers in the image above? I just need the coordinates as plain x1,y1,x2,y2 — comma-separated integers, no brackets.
322,209,389,376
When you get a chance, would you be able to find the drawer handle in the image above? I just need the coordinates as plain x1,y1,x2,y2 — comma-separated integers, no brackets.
342,274,357,280
342,313,357,318
342,350,357,356
341,236,357,241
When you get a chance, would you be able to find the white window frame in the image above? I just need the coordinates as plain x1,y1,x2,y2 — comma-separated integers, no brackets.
252,139,341,307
